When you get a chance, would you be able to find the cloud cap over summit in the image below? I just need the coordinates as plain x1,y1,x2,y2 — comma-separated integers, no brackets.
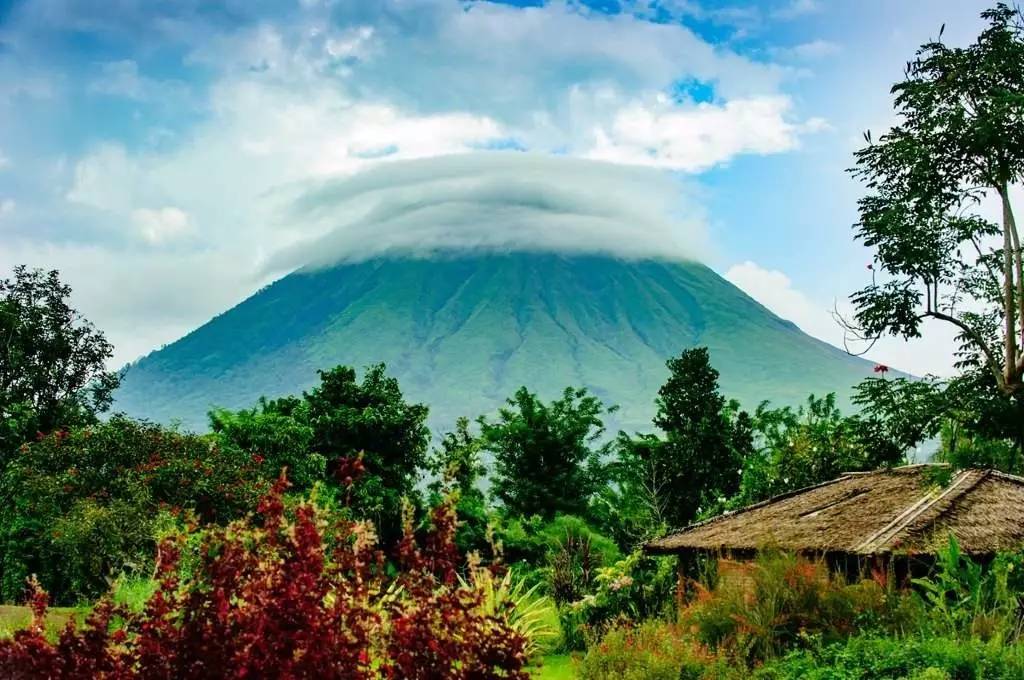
268,152,710,272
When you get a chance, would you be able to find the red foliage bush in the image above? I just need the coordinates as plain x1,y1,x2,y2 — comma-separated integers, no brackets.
0,474,529,679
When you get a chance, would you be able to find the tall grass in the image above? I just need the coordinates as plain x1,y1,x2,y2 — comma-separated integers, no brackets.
681,551,907,663
582,540,1024,678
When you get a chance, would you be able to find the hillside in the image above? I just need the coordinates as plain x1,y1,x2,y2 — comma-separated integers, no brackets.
115,253,879,432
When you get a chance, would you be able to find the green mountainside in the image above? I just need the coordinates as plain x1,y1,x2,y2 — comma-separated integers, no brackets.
115,253,879,432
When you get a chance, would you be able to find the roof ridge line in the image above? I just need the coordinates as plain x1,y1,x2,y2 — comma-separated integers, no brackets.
854,469,980,554
989,469,1024,485
654,474,852,539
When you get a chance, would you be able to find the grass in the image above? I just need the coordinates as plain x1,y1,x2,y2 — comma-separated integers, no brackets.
0,605,86,640
0,576,154,642
531,654,579,679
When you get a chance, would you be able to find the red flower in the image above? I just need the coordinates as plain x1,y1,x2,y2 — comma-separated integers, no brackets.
873,364,889,374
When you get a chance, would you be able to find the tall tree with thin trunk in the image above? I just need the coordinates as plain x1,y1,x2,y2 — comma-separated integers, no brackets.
847,4,1024,399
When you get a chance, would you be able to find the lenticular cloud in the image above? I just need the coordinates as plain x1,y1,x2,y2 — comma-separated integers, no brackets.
264,152,709,273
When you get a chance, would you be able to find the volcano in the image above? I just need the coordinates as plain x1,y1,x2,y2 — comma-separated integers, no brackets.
115,253,877,432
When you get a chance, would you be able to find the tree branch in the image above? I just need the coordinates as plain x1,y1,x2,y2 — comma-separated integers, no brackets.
970,234,1002,292
923,309,1006,390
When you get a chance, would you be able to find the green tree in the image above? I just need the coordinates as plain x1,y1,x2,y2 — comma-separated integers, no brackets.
738,394,869,504
736,383,946,506
209,396,325,490
614,348,752,532
0,267,119,460
846,5,1024,400
210,364,429,543
479,386,611,520
425,417,490,554
304,364,429,541
850,376,946,463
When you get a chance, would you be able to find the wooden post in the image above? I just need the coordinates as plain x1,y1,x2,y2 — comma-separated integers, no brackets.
676,550,696,607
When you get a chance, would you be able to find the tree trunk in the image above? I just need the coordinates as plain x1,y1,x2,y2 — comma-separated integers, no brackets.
1002,186,1018,388
1004,187,1024,382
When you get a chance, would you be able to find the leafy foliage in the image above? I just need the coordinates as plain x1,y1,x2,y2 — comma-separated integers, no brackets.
614,348,753,531
561,550,677,650
738,394,867,503
752,634,1024,680
683,552,907,664
208,397,324,490
913,536,1024,641
495,514,620,577
0,417,268,604
425,417,491,555
0,267,120,462
461,567,559,660
0,475,531,678
848,4,1024,401
480,386,612,520
213,363,429,544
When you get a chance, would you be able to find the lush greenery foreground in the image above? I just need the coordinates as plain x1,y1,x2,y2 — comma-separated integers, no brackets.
2,4,1024,679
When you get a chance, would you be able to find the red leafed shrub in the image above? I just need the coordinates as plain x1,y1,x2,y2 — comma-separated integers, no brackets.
0,474,529,679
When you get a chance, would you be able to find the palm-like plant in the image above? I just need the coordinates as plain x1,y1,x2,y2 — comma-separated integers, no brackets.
462,568,559,659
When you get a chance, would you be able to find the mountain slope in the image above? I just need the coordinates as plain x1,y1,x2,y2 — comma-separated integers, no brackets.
115,253,877,432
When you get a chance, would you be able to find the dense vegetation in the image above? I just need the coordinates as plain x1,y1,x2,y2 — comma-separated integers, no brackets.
3,260,1023,676
1,4,1023,678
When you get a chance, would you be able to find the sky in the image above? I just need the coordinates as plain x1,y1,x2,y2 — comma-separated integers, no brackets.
0,0,1000,374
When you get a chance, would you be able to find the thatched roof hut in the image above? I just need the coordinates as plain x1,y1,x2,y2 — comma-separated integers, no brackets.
645,465,1024,561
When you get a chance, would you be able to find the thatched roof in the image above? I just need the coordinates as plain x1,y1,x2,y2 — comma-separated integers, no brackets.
645,465,1024,558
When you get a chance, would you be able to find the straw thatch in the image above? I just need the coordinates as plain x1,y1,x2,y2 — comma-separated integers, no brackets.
645,465,1024,558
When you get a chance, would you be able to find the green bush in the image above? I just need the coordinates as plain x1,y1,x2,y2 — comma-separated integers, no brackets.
462,567,560,660
499,514,621,592
561,550,678,650
0,417,268,603
913,536,1024,642
579,620,716,680
495,514,623,651
752,635,1024,679
209,400,325,489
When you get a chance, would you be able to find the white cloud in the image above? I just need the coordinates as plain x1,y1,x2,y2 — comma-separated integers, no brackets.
6,0,833,364
181,0,808,168
64,84,507,252
269,152,709,272
726,260,835,338
131,207,194,244
66,144,138,213
0,199,15,216
0,151,9,170
584,95,824,171
0,238,266,366
725,260,959,377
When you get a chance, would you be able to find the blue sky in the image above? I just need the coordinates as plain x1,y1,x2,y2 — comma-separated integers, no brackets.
0,0,996,372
